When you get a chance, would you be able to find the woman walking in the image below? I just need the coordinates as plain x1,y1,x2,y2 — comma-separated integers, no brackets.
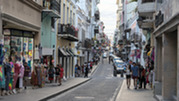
126,65,131,89
59,64,64,86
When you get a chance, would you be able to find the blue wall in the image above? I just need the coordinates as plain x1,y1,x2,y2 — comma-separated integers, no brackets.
41,14,56,48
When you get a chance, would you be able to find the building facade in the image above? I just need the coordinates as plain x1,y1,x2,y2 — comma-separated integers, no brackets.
153,0,179,101
0,0,42,71
41,0,61,67
56,0,78,79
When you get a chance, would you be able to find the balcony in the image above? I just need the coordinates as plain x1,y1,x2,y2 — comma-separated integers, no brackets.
137,16,154,29
138,0,155,17
58,24,78,41
42,0,61,18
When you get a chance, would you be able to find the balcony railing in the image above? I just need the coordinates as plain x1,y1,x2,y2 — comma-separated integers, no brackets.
58,24,78,41
43,0,60,14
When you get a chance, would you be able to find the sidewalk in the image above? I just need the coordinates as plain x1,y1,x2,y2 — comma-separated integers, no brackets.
0,78,90,101
115,79,157,101
89,63,100,77
0,63,100,101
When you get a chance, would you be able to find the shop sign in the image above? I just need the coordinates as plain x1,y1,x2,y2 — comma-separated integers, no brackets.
3,29,10,35
11,30,23,36
3,29,34,38
77,51,80,54
42,48,53,56
24,31,33,38
155,11,164,28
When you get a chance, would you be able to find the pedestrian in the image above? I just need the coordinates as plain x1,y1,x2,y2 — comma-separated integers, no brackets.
75,64,78,77
23,62,30,90
55,64,60,83
131,62,139,89
90,61,93,70
48,65,54,83
59,64,64,86
126,65,131,89
77,65,81,77
84,62,89,78
109,55,111,64
88,62,91,72
139,66,146,89
81,65,84,76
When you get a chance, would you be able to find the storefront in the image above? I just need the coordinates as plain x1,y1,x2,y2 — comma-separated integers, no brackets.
3,29,34,71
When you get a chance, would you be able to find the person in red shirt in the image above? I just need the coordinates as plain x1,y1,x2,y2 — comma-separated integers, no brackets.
59,64,64,86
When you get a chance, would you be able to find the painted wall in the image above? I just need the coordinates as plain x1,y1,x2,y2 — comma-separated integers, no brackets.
41,16,56,48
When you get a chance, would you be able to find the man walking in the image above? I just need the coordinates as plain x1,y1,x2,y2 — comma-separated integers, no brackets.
131,62,139,89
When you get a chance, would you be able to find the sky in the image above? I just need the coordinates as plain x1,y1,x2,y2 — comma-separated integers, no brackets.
98,0,117,38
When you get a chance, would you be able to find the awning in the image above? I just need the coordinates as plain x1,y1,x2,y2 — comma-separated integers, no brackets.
66,49,74,57
69,49,78,57
64,49,70,57
58,48,67,57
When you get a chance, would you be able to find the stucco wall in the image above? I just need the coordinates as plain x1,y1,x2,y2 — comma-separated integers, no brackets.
0,0,41,28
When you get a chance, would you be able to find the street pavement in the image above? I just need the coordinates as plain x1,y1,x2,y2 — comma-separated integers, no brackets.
115,77,157,101
48,58,123,101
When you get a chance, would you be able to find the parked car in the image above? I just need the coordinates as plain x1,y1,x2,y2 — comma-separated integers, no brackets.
113,57,121,62
113,60,125,77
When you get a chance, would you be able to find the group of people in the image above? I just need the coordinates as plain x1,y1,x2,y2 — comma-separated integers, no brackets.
125,60,154,90
31,63,64,88
75,61,93,78
0,56,64,96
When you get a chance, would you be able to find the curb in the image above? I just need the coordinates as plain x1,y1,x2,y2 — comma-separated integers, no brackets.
115,79,125,101
39,78,92,101
90,63,100,76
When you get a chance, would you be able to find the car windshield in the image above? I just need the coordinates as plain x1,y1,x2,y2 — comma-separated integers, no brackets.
114,58,121,60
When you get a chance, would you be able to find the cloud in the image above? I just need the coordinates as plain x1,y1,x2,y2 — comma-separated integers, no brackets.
98,0,117,37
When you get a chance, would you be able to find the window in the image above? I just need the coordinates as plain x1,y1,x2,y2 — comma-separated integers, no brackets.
73,13,75,25
51,18,55,29
70,10,72,24
63,4,65,24
67,7,69,24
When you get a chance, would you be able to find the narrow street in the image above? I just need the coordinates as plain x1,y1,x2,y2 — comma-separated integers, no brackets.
49,58,123,101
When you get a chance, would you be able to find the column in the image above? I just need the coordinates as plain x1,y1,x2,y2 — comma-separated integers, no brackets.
154,36,162,96
162,32,177,100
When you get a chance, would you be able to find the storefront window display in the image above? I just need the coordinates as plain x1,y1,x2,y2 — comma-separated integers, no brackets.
3,29,34,72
